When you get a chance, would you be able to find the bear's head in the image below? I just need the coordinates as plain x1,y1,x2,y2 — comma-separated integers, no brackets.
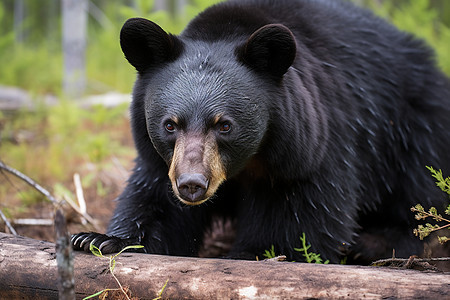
120,18,296,205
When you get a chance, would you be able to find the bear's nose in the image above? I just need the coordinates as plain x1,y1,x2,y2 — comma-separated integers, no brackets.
176,173,209,203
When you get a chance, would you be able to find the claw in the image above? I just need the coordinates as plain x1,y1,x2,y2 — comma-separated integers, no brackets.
73,234,86,248
88,236,99,251
99,239,113,253
79,235,91,249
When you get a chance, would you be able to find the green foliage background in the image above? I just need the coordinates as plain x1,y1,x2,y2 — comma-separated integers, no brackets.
0,0,449,95
0,0,223,95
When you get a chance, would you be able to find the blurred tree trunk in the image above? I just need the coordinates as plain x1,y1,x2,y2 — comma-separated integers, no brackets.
178,0,187,16
155,0,187,16
14,0,24,43
62,0,87,99
154,0,167,11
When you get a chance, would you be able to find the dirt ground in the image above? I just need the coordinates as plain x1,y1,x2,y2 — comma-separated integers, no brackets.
1,161,128,243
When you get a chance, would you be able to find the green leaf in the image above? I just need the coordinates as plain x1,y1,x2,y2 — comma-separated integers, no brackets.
438,236,449,244
90,244,103,257
83,289,107,300
110,258,116,272
263,245,276,259
121,244,145,251
112,244,144,260
156,279,169,299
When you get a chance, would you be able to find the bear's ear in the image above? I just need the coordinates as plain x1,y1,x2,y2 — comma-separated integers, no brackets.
237,24,296,78
120,18,183,73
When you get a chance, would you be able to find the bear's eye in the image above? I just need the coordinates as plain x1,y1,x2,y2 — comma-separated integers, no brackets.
165,121,176,133
219,122,231,133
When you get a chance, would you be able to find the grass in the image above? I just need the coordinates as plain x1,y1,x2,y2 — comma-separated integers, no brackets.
1,0,448,95
0,101,135,223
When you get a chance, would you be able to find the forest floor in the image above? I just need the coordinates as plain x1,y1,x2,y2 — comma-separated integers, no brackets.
0,88,134,244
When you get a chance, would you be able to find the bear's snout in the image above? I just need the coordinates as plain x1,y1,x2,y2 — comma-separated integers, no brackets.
176,173,209,203
168,132,226,205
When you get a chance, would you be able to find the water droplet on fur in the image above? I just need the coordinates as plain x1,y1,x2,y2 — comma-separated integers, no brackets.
343,159,352,168
309,200,317,210
294,212,300,224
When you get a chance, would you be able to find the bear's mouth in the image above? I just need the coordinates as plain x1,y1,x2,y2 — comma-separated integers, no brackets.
172,188,209,206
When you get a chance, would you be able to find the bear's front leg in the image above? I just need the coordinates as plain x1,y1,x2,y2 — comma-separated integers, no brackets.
71,164,209,256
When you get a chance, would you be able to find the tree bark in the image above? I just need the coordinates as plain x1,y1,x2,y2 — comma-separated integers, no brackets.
0,232,448,299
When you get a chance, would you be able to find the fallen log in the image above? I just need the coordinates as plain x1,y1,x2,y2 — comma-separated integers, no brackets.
0,232,448,299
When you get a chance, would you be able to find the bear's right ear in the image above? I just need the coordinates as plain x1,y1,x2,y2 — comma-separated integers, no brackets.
237,24,296,78
120,18,183,73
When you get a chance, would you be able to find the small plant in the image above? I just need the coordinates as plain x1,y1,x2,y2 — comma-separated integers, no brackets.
84,243,168,300
262,245,277,259
294,233,329,264
426,166,450,195
263,233,330,263
411,166,450,244
84,244,143,300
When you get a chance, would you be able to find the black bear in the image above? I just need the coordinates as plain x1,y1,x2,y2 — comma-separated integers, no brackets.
72,0,450,264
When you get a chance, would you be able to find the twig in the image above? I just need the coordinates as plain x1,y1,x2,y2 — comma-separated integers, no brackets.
0,160,58,205
372,257,450,265
0,209,18,236
109,260,131,300
12,218,53,226
264,255,287,262
371,256,450,271
73,173,87,225
62,194,100,231
111,156,129,180
411,206,450,224
0,160,99,231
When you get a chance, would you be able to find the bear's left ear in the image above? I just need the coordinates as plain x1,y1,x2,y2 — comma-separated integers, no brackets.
120,18,183,73
237,24,296,78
